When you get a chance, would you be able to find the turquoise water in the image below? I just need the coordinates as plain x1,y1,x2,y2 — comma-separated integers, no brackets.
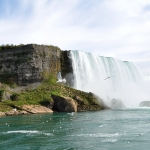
1,109,150,150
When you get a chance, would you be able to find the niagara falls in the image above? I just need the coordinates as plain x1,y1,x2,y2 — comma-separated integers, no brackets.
70,50,150,108
1,0,150,150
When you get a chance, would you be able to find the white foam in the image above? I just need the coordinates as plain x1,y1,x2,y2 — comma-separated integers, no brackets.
98,124,108,128
102,138,118,143
71,133,120,138
4,130,53,136
6,130,39,134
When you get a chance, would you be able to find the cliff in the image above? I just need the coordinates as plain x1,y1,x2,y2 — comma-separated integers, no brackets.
0,44,62,85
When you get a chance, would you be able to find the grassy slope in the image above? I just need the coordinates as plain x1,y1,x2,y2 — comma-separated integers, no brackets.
0,75,104,112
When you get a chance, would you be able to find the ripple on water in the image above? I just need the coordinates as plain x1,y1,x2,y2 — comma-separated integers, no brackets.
70,132,121,138
102,138,118,143
2,130,53,136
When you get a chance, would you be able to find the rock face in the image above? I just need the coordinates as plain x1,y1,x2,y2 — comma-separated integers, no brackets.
0,44,75,87
0,44,61,85
139,101,150,107
110,98,125,109
51,94,77,112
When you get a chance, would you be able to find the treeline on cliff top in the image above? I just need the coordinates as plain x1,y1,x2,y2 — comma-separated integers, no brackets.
0,43,60,50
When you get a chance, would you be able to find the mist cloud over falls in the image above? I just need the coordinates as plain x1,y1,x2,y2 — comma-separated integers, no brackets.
70,50,150,107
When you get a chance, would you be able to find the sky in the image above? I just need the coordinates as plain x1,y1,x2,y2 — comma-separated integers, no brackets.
0,0,150,75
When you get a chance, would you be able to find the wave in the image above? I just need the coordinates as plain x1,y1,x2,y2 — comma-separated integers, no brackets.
3,130,53,136
70,132,120,138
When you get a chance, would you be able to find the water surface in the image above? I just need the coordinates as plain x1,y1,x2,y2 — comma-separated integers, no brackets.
0,108,150,150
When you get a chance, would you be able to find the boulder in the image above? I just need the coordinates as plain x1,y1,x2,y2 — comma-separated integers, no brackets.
110,98,125,109
3,91,11,100
51,94,77,112
139,101,150,107
0,90,12,101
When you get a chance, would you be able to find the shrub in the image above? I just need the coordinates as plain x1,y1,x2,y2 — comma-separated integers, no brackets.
10,93,19,101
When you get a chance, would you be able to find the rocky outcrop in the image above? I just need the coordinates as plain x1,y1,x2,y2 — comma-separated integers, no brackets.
0,111,5,117
139,101,150,107
5,109,29,116
73,95,84,105
3,91,12,100
22,105,53,114
51,93,108,112
1,105,53,116
51,94,77,112
110,98,125,109
76,95,108,111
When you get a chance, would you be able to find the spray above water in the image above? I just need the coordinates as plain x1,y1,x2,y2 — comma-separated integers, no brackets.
70,50,150,107
57,72,66,83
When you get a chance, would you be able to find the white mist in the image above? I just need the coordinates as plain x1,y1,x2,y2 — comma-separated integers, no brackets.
70,50,150,107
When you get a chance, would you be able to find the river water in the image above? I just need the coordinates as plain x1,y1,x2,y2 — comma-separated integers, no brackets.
0,108,150,150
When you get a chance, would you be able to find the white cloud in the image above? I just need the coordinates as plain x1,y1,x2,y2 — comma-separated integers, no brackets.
0,0,150,75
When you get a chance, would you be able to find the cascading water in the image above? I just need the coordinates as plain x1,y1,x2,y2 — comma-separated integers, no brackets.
70,50,150,107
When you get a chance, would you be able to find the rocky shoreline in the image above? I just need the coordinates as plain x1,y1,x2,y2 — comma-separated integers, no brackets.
0,89,108,117
0,93,108,117
0,105,53,117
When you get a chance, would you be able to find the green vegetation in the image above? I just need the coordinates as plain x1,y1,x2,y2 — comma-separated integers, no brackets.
0,102,12,112
0,44,24,50
0,43,61,51
0,73,101,112
48,45,61,51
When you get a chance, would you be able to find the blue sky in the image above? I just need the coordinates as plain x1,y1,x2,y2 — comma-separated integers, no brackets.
0,0,150,75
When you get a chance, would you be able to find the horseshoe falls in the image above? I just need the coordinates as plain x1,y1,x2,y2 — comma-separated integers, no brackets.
70,50,150,107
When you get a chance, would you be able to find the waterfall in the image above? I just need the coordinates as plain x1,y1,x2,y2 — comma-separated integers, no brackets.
70,50,150,107
57,72,66,83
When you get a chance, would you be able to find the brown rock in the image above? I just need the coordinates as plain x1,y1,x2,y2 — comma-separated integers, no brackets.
0,112,5,117
19,110,29,115
4,108,30,116
5,109,19,116
51,94,77,112
73,95,84,105
22,105,53,114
